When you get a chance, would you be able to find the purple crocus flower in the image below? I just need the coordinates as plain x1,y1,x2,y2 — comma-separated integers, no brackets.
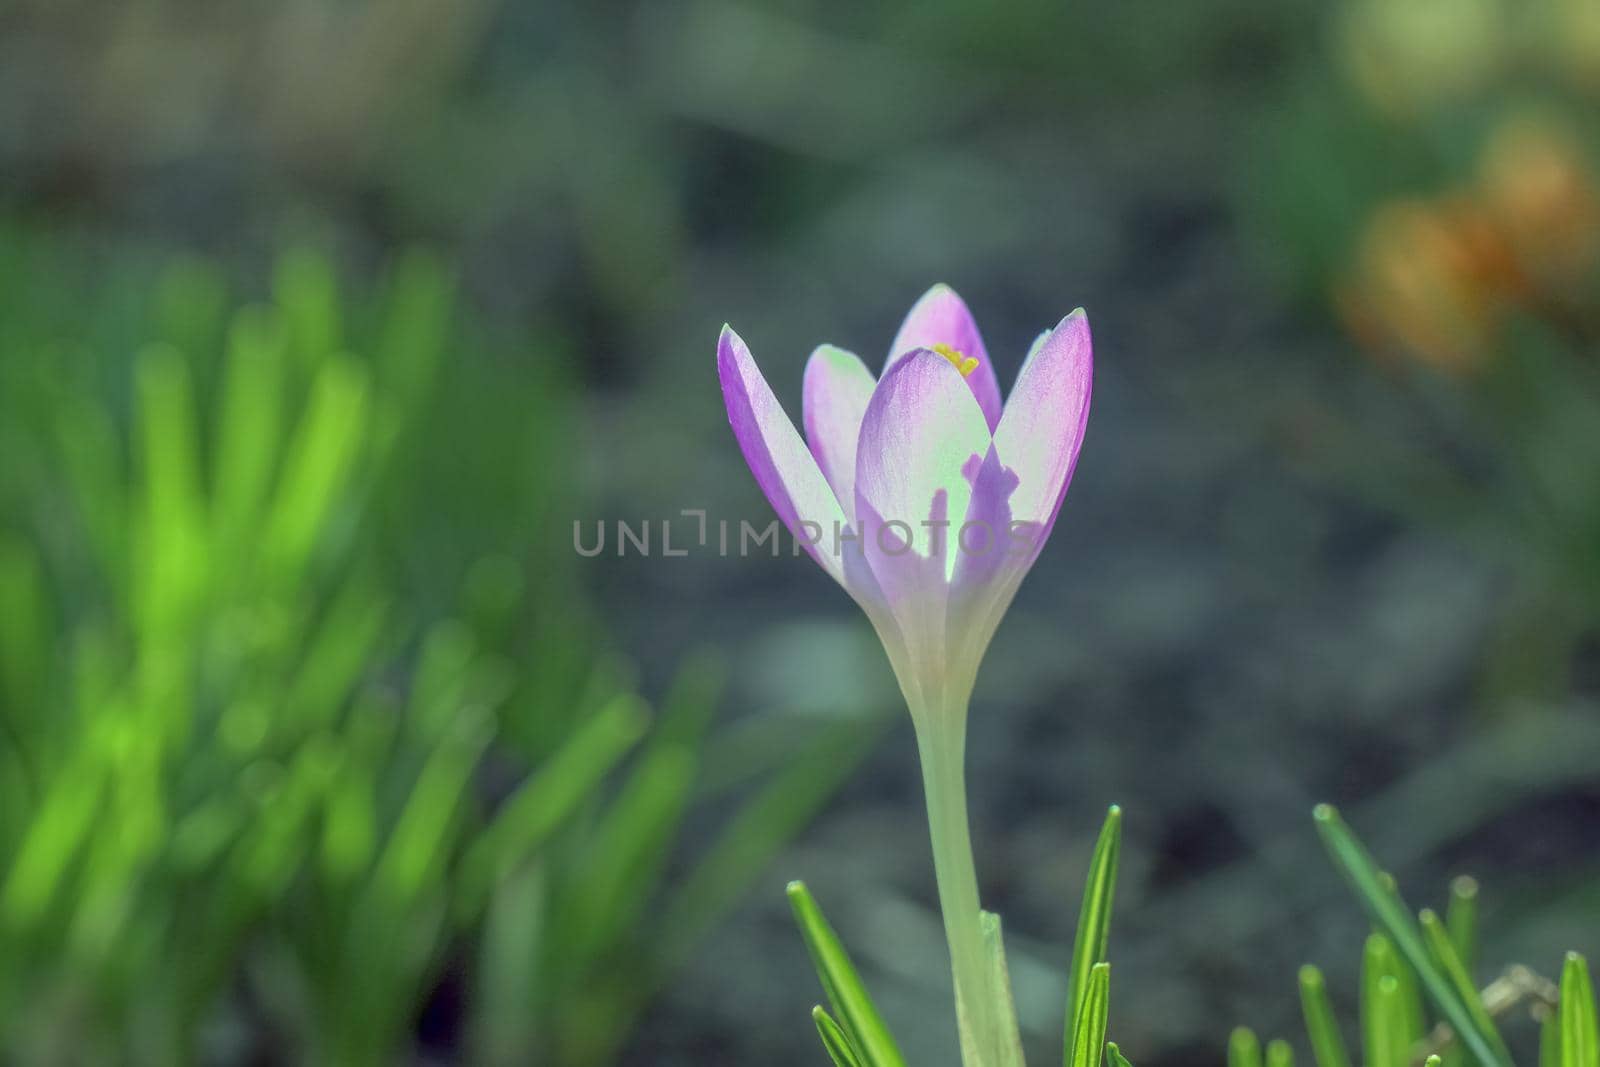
719,284,1093,1065
718,284,1093,726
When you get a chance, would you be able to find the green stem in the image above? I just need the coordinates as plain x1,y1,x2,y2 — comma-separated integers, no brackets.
915,708,995,1067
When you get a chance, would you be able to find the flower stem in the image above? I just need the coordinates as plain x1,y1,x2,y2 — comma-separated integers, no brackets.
915,710,995,1067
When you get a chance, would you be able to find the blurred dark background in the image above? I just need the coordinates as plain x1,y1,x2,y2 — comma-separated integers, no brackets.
2,1,1598,1065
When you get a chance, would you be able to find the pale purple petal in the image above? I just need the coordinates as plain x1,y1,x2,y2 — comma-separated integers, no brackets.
855,349,994,574
718,325,852,586
946,444,1027,678
885,284,1004,432
943,313,1091,674
854,350,993,705
991,309,1093,548
949,446,1023,596
802,344,876,525
853,489,953,713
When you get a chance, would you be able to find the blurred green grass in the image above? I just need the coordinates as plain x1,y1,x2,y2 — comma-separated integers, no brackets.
0,230,878,1065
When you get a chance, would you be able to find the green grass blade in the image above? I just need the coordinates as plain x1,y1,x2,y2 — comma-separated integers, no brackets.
407,620,480,743
1313,805,1511,1067
459,693,648,912
1420,909,1508,1064
1069,962,1111,1067
170,797,248,874
1446,877,1479,975
1561,952,1599,1067
135,343,208,640
557,743,696,966
473,862,547,1066
2,750,107,924
320,748,379,886
1230,1027,1263,1067
1107,1042,1135,1067
1299,965,1351,1067
274,248,342,368
1389,933,1427,1047
654,651,726,749
262,355,369,581
659,719,875,966
1362,935,1403,1067
980,910,1027,1067
814,1006,865,1067
546,659,721,966
137,345,204,534
786,881,906,1067
213,305,287,556
1371,874,1426,1046
1267,1039,1295,1067
1364,975,1406,1067
371,712,493,907
285,573,390,734
1066,806,1122,1067
1543,999,1563,1067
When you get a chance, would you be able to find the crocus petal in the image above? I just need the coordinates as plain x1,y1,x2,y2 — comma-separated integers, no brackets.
855,349,994,574
802,344,877,524
946,445,1025,682
854,349,994,710
718,325,852,587
886,284,1004,432
949,446,1022,596
991,309,1093,548
946,314,1091,681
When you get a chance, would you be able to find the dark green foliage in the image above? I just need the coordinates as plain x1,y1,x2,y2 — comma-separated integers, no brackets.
1066,807,1122,1067
1231,1027,1264,1067
1561,954,1598,1067
1299,965,1352,1067
1316,805,1511,1067
791,805,1126,1067
1068,964,1111,1067
1238,807,1592,1067
788,881,907,1067
0,235,869,1066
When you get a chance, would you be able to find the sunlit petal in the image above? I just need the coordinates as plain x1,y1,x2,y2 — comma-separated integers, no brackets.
802,344,877,525
717,325,852,586
886,284,1005,432
992,309,1093,549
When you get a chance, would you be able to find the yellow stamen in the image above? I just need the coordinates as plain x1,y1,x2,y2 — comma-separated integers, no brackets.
931,343,980,378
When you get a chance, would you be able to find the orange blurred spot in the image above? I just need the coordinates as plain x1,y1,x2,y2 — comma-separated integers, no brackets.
1478,116,1600,298
1340,196,1520,374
